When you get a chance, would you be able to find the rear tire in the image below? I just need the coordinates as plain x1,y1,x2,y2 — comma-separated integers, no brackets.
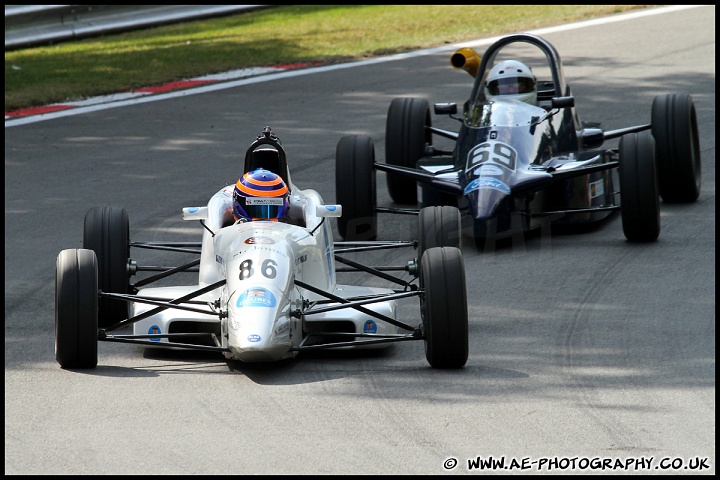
55,249,98,369
83,207,130,327
619,131,660,242
417,206,461,266
335,135,377,240
651,93,701,203
385,97,431,205
421,247,468,369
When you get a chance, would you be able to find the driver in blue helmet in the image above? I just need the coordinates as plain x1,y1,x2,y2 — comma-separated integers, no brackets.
232,168,290,223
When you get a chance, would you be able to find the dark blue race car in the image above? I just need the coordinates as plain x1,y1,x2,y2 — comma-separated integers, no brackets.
335,33,701,249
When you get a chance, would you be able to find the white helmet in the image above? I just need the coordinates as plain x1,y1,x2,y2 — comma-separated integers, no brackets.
485,60,537,105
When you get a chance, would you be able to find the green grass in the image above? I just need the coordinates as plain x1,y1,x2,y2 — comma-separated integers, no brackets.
4,5,648,112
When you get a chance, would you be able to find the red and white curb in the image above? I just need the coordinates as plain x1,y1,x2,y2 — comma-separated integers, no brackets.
5,62,322,121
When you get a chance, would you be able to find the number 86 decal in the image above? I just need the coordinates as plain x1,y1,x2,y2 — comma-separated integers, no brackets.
239,259,278,280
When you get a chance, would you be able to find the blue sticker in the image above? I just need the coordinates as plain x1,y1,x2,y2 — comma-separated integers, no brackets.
148,325,162,342
237,287,277,308
464,177,511,195
363,320,377,334
247,334,262,342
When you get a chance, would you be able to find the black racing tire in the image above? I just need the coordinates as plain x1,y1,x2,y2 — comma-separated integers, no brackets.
651,93,701,203
619,131,660,242
335,135,377,240
420,247,468,369
83,206,130,327
417,206,462,266
385,97,431,205
55,249,98,369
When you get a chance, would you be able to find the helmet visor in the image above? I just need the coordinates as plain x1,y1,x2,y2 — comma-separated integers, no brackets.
234,190,288,220
487,76,536,95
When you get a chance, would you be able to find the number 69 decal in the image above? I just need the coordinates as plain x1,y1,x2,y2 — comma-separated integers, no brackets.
238,258,278,280
466,140,518,172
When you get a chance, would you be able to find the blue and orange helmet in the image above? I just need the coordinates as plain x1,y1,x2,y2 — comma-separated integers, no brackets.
233,168,289,221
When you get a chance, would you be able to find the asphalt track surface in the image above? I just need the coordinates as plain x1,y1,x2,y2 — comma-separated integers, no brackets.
5,5,715,475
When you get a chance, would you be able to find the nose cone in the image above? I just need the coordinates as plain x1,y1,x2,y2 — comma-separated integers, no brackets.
227,285,293,362
464,168,553,240
464,177,521,240
464,176,511,219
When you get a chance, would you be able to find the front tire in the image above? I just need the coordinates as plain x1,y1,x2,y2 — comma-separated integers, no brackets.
619,131,660,242
84,207,130,327
385,97,431,205
421,247,468,369
55,249,99,369
335,135,377,240
651,93,701,203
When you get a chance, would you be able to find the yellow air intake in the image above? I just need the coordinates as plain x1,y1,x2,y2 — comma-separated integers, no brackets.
451,47,481,78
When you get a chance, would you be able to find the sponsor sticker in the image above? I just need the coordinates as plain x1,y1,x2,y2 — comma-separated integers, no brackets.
247,334,262,342
236,287,277,308
244,236,275,245
323,221,333,281
246,197,284,206
464,177,511,195
590,179,605,198
363,320,377,334
148,325,162,342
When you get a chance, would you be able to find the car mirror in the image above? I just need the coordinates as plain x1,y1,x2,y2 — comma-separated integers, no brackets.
434,103,458,115
580,128,605,149
551,96,575,108
316,205,342,218
182,206,209,221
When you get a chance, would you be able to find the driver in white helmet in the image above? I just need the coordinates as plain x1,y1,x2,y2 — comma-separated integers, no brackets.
485,60,537,105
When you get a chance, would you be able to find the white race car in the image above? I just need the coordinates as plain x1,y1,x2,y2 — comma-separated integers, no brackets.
55,127,469,370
